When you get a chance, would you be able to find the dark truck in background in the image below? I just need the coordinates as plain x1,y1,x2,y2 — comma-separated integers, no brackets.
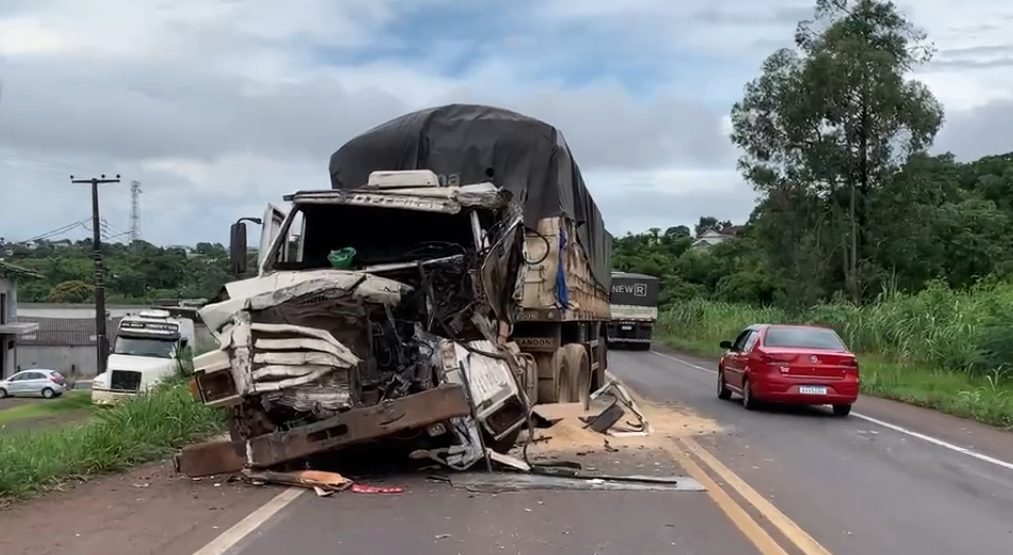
607,272,660,350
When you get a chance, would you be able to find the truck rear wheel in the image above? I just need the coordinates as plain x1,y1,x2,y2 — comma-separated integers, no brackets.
558,344,589,406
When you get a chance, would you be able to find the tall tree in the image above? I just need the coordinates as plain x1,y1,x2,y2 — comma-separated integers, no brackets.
731,0,943,302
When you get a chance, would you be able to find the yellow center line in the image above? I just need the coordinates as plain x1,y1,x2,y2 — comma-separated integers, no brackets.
681,436,833,555
662,439,789,555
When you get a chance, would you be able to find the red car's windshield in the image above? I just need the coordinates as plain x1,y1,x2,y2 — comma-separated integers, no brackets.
764,327,846,350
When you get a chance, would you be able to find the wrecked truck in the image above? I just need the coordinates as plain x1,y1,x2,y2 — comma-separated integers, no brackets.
190,104,612,472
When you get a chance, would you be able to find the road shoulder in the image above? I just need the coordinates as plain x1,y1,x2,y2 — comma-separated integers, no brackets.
0,459,277,555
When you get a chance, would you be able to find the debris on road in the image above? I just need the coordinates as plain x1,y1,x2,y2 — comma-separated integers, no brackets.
587,380,652,436
446,472,704,493
174,437,245,478
243,469,352,494
350,484,405,495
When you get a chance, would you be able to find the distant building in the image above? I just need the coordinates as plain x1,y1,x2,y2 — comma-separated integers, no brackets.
18,303,149,320
0,260,42,378
17,316,123,379
691,228,741,250
16,302,217,377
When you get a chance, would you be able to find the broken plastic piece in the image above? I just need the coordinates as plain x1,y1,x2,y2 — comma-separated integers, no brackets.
488,449,531,472
584,401,625,433
589,380,653,435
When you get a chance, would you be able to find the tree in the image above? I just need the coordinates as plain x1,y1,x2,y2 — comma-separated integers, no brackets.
48,280,95,303
664,226,691,240
694,217,733,236
731,0,943,302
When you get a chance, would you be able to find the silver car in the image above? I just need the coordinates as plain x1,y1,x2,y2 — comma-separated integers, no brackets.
0,369,68,399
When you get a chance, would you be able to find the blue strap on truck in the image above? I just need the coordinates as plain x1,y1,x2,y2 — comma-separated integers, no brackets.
556,229,570,309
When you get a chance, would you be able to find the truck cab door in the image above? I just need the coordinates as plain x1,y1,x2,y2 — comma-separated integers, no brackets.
257,204,287,274
479,217,524,325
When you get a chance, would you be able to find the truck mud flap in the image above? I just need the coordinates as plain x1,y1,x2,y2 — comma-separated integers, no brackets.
244,384,471,468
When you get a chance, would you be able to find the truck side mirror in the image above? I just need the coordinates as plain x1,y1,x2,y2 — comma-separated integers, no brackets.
230,222,248,275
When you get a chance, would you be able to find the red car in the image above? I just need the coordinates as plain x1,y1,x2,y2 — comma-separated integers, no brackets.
717,324,860,416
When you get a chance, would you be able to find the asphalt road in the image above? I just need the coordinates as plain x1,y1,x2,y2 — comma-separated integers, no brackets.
614,349,1013,555
206,349,1013,555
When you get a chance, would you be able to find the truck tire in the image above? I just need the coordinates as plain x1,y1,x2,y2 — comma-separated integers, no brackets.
559,344,589,406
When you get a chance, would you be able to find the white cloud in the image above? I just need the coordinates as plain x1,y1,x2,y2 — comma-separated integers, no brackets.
0,0,1011,246
0,16,67,55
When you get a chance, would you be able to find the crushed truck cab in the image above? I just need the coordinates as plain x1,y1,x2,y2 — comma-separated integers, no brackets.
192,104,612,472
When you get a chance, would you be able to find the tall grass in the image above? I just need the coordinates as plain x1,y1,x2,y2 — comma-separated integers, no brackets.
657,281,1013,429
0,379,223,500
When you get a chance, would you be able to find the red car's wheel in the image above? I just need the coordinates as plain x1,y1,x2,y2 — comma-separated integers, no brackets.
717,370,732,400
742,378,759,410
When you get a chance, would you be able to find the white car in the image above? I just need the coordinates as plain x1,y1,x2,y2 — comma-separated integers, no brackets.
0,369,68,399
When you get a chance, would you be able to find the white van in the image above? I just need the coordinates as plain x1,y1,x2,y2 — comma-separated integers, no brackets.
91,309,196,405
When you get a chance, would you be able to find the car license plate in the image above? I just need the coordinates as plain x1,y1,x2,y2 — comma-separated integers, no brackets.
799,386,828,395
621,325,633,331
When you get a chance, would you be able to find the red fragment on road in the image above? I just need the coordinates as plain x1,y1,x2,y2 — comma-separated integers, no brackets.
350,484,404,494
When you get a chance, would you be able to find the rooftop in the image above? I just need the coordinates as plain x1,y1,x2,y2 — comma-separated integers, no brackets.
17,316,124,346
0,259,43,279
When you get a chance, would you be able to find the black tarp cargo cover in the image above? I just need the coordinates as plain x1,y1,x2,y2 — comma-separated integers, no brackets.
328,104,612,289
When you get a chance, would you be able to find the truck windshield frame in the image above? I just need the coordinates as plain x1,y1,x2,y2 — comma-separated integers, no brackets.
263,200,485,274
113,336,177,359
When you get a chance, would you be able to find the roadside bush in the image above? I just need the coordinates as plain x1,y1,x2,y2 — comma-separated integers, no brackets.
0,379,223,500
660,281,1013,376
656,281,1013,428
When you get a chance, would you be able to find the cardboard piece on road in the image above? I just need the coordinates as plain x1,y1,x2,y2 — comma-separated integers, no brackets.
244,469,352,493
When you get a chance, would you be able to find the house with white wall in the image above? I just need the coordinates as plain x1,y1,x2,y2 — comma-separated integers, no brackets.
691,229,739,250
0,260,42,378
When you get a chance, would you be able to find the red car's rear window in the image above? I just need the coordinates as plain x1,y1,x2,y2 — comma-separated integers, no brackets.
764,327,847,350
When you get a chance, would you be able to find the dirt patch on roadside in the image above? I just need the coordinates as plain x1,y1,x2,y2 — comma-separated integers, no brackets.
0,459,279,555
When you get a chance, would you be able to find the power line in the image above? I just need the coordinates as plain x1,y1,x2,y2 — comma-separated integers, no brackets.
13,217,93,244
0,154,92,172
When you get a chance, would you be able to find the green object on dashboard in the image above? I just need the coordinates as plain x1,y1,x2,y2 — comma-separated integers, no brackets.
327,247,357,269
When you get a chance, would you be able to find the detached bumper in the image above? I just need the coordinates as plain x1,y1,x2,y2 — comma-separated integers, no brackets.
91,388,139,405
243,384,472,468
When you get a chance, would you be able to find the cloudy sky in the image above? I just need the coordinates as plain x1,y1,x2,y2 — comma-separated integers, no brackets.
2,0,1012,247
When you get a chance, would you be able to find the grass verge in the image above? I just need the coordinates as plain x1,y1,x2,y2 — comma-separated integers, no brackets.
0,379,223,501
659,333,1013,431
0,392,95,427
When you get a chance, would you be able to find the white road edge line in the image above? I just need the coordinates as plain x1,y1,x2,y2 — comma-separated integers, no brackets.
849,412,1013,471
193,487,305,555
649,350,1013,472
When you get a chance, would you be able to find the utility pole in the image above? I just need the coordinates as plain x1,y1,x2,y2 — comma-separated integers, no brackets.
71,174,121,375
